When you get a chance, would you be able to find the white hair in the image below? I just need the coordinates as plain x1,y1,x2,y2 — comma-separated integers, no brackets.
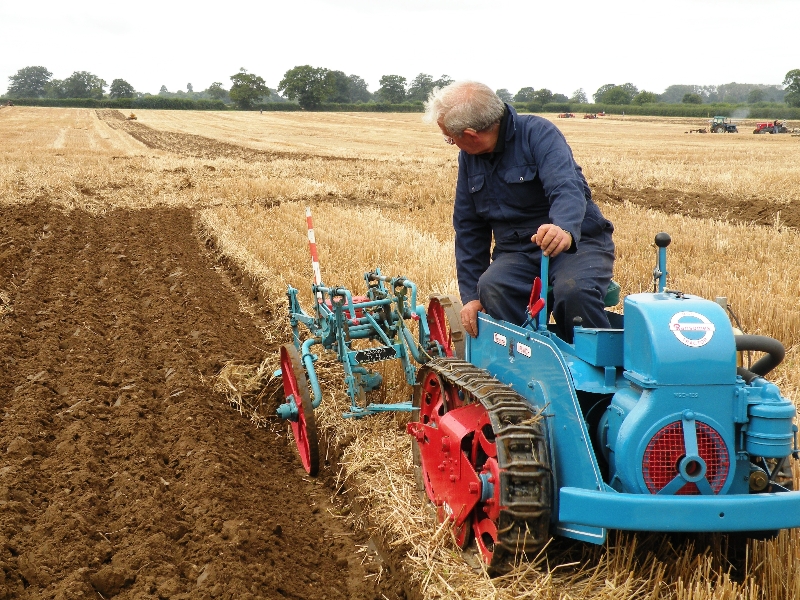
423,81,505,137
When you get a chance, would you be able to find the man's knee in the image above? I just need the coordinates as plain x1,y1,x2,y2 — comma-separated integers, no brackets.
553,278,602,306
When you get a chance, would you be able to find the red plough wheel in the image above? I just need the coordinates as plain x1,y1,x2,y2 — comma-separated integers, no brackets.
427,295,465,358
280,343,320,475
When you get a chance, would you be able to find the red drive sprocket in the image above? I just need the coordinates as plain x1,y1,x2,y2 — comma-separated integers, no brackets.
408,358,552,573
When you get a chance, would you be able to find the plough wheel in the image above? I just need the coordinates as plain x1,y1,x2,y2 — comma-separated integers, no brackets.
427,295,466,358
280,343,319,476
411,358,552,574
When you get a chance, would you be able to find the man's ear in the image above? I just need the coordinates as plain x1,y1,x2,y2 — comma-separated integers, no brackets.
461,128,479,141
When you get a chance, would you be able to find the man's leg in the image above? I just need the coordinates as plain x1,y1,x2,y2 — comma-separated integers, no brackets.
476,251,540,326
549,231,615,342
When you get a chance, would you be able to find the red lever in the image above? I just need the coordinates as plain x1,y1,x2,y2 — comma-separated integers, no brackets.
528,277,545,319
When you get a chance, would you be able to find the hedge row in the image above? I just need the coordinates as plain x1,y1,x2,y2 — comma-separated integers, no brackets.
4,96,798,119
0,97,227,110
514,101,800,119
251,101,426,112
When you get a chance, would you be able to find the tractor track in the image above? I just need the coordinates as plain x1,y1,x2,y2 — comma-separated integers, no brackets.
0,203,402,599
413,358,552,573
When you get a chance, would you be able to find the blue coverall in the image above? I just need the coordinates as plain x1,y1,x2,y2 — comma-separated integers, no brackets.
453,104,615,342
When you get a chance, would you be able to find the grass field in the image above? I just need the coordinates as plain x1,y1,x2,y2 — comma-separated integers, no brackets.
3,105,800,598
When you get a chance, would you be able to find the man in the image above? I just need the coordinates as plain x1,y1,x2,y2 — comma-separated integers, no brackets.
424,81,615,343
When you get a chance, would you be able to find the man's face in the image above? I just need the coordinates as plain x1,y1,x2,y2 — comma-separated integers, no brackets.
437,120,496,155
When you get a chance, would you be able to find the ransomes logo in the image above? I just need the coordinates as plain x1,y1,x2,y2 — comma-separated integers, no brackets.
669,311,715,348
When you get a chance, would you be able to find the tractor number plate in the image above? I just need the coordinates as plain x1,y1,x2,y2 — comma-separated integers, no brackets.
355,347,397,363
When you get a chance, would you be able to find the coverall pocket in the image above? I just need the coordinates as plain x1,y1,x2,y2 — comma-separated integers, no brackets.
503,164,537,185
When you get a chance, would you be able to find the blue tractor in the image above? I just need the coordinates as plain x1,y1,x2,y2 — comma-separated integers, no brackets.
407,232,800,573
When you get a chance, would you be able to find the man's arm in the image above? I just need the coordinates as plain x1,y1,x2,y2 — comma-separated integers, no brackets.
528,120,588,249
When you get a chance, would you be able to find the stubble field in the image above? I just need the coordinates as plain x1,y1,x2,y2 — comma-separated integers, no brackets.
1,105,800,599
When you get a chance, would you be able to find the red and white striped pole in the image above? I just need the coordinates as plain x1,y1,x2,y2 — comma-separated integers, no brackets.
306,207,323,302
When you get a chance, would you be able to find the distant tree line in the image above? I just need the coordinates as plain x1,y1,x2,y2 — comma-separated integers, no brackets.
5,65,800,111
588,75,800,107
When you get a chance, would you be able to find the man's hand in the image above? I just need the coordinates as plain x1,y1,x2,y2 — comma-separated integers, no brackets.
532,224,572,257
460,299,484,338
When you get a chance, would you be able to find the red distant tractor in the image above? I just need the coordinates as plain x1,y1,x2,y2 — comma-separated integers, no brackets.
584,113,598,119
558,113,575,118
754,120,789,134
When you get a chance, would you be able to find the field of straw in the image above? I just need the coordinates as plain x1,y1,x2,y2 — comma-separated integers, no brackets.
3,105,800,598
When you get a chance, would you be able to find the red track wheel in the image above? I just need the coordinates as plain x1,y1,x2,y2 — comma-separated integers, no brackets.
280,343,320,476
427,295,466,358
410,361,552,574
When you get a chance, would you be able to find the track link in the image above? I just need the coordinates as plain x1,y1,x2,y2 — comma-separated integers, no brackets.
413,357,552,572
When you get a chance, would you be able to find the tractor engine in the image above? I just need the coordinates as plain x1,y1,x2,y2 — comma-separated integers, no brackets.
598,292,796,496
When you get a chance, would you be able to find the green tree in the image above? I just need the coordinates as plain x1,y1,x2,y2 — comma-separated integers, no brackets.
62,71,106,99
279,65,333,109
433,74,453,89
229,68,269,109
514,87,536,102
660,84,709,103
206,82,228,101
406,73,434,102
109,79,136,99
7,66,52,98
187,83,193,94
159,85,169,95
632,91,658,105
570,88,587,103
682,92,703,104
347,75,371,103
44,79,66,99
593,84,616,103
324,70,352,103
595,83,637,105
496,88,513,103
552,93,569,103
783,69,800,107
532,88,553,105
747,88,765,104
619,83,639,98
603,87,631,104
377,75,406,103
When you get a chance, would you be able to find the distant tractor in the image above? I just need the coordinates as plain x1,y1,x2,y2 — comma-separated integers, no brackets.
709,116,738,133
558,113,576,118
754,120,789,134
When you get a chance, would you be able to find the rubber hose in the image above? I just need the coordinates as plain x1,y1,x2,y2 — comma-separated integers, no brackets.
735,334,785,382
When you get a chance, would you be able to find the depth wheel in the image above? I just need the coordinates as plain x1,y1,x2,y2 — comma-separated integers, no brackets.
280,343,320,476
427,295,466,358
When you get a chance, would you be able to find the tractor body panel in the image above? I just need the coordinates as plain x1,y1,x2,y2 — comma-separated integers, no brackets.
559,487,800,531
622,292,736,387
466,285,800,544
469,314,607,544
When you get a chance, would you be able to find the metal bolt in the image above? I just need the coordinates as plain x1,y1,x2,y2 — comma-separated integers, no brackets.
469,482,480,494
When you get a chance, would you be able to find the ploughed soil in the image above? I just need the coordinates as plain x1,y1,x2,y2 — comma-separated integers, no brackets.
0,204,399,599
595,187,800,229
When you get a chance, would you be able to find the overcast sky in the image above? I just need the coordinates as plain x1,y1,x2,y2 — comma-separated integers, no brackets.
2,0,798,98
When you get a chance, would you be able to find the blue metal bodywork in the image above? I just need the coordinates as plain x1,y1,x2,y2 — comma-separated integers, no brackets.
467,284,800,543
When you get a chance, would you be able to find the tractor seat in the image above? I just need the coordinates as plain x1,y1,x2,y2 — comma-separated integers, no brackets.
604,281,621,307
